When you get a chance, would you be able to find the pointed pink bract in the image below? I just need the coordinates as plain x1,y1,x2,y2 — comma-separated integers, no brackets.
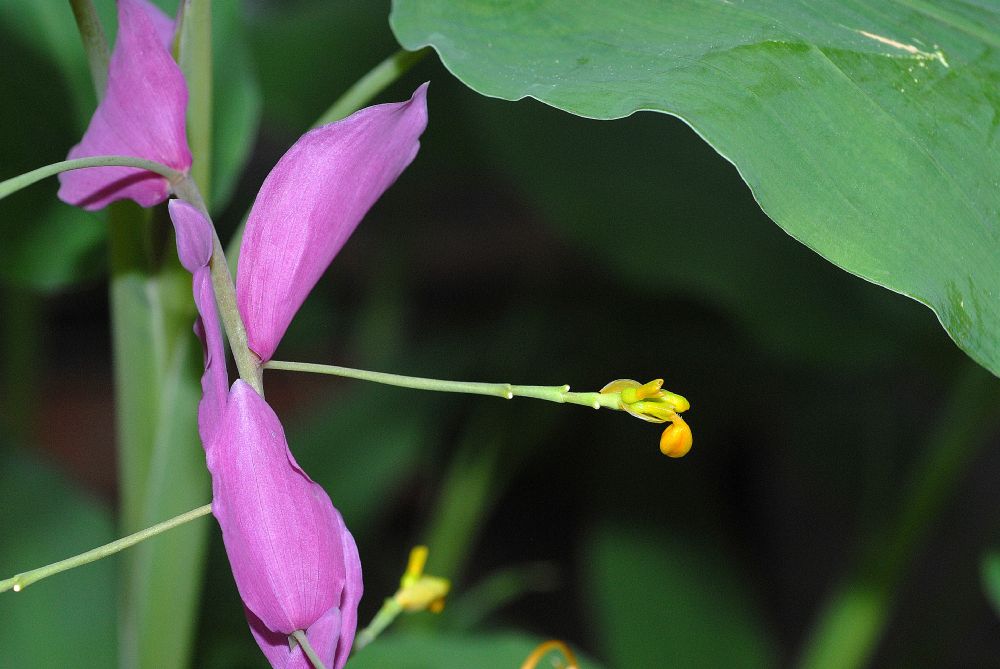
58,0,191,211
236,84,429,361
207,381,363,662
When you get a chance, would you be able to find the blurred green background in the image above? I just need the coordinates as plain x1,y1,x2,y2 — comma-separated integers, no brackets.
2,1,1000,667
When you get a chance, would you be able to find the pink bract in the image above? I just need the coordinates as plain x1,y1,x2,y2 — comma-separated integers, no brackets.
58,0,191,211
207,381,363,668
236,83,429,362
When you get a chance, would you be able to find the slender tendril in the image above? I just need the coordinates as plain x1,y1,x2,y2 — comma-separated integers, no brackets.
263,360,623,411
0,156,185,202
0,504,212,594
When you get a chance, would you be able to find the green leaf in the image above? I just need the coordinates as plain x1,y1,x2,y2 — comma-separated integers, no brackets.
391,0,1000,376
0,448,116,666
584,523,778,668
348,632,604,669
177,0,213,201
461,96,933,368
109,205,210,669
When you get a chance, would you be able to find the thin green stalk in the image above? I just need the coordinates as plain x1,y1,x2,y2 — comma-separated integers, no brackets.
0,504,212,594
314,48,429,127
0,156,184,201
291,630,329,669
172,177,262,394
354,598,404,652
176,0,213,204
797,364,1000,669
264,360,622,411
69,0,110,99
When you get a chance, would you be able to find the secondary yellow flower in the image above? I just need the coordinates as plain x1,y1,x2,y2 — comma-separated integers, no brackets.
393,546,450,613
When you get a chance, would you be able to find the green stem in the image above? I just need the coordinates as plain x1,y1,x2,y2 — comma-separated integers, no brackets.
291,630,328,669
314,48,429,127
797,363,1000,669
176,0,213,205
69,0,111,99
354,597,404,652
0,504,212,594
172,177,263,394
263,360,621,411
0,156,185,201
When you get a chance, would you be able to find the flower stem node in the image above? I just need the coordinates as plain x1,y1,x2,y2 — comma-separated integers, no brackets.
393,546,451,613
600,378,693,457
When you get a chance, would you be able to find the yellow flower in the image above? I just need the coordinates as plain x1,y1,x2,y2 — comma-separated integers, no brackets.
393,546,450,613
600,378,693,457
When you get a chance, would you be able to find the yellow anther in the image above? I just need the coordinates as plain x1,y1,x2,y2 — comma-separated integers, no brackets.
401,545,429,589
393,545,451,613
660,414,693,458
520,640,580,669
625,400,676,423
660,390,690,413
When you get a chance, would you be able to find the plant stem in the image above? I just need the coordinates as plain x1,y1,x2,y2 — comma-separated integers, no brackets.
264,360,622,411
291,630,329,669
69,0,110,99
0,156,185,201
176,0,213,205
354,597,404,652
797,363,1000,669
172,177,263,394
314,48,429,127
0,504,212,594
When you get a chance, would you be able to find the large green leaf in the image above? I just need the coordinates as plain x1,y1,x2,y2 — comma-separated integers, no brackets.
391,1,1000,376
